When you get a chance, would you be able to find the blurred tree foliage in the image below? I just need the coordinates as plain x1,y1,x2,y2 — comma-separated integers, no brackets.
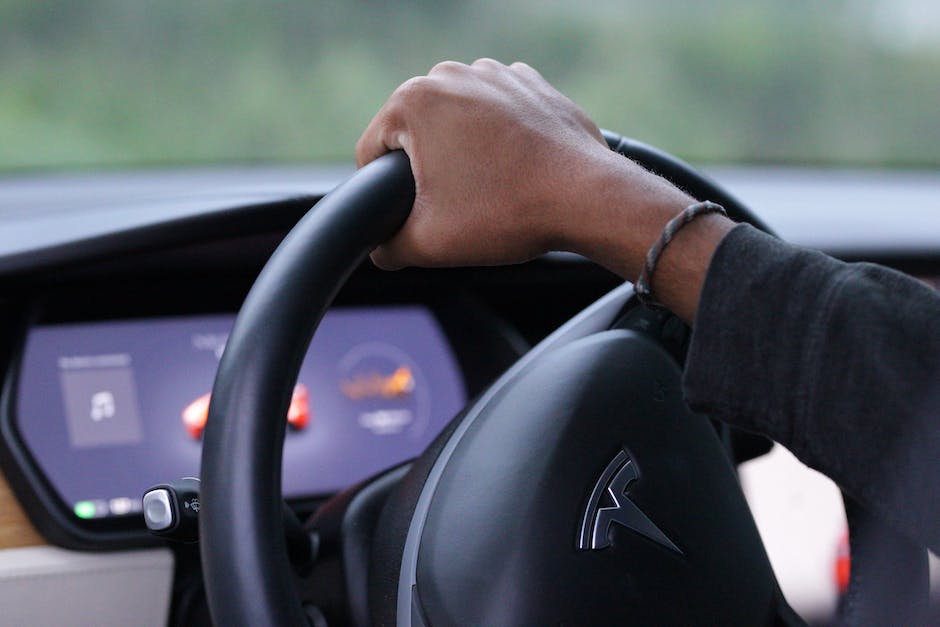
1,0,938,170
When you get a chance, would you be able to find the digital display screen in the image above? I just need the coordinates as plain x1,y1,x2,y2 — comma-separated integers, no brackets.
16,307,466,520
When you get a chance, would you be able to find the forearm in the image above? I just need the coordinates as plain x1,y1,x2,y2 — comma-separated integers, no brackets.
683,225,940,552
560,150,736,322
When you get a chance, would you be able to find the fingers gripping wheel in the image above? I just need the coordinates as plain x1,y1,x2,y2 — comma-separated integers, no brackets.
199,136,929,626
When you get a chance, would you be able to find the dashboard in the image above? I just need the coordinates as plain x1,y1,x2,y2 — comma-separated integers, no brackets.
0,164,937,624
0,272,542,550
16,308,464,521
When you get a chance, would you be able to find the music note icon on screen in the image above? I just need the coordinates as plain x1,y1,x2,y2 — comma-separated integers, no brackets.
90,391,116,422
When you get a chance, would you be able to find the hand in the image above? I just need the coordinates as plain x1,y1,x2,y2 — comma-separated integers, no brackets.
356,59,735,323
356,58,610,270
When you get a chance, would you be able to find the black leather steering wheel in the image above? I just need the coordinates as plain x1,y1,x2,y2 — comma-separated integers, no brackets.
200,132,928,625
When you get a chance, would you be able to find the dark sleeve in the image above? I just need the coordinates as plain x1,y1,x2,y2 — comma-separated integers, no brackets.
683,224,940,554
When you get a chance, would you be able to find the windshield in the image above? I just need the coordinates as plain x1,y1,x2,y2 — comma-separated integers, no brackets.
3,0,939,171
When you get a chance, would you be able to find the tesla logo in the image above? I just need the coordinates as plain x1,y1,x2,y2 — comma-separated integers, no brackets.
577,449,682,554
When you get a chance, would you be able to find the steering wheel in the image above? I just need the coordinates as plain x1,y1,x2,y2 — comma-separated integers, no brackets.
199,132,928,625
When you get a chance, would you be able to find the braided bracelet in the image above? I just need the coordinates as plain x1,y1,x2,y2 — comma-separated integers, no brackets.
634,200,728,308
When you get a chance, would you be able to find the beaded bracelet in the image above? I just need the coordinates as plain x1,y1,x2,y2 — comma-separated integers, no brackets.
634,200,728,308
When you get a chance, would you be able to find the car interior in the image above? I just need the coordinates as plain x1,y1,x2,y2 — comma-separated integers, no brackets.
1,2,938,625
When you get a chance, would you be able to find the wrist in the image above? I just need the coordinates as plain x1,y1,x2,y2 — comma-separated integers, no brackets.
549,150,735,323
557,150,694,277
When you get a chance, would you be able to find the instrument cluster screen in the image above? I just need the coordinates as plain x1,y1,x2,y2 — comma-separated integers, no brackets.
16,307,466,520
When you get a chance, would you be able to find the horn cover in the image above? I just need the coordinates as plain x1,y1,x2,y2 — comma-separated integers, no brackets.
398,329,778,625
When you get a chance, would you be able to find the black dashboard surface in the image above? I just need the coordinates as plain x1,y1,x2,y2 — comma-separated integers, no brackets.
2,164,939,280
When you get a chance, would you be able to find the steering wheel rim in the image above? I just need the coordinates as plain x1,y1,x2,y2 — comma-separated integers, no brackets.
200,134,928,625
201,151,415,626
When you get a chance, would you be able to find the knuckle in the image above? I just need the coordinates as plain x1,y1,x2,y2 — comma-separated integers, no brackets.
512,61,544,82
471,57,503,70
376,109,403,139
394,75,433,106
429,60,466,76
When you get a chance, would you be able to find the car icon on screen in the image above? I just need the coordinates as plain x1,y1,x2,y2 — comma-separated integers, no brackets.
181,383,310,439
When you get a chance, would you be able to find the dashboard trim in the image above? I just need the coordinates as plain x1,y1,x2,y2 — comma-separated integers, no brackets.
0,471,44,549
0,194,318,281
0,545,174,625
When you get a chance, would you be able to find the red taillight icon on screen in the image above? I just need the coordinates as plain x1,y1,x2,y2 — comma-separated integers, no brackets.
286,383,310,430
181,393,212,439
834,530,850,594
182,383,310,439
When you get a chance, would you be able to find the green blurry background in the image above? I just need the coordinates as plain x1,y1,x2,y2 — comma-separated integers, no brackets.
2,0,939,171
